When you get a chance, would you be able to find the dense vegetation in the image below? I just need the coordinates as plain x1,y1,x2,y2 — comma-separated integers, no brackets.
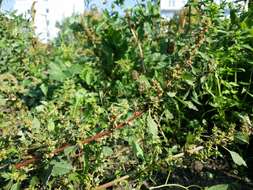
0,1,253,189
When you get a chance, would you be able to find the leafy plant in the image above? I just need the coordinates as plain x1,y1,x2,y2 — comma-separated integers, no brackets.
0,0,253,189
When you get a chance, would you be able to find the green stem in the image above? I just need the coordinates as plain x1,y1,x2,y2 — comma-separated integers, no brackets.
149,184,188,190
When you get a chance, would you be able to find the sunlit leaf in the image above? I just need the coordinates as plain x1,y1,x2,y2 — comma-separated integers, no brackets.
167,92,176,97
205,184,229,190
185,101,198,111
226,149,247,167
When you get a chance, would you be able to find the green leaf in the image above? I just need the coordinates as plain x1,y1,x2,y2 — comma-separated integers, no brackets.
227,149,247,167
51,160,73,176
85,68,92,85
234,132,249,145
48,63,67,82
164,109,174,120
10,182,21,190
32,117,40,130
167,92,176,97
185,101,198,111
102,146,113,157
182,72,195,86
138,75,151,89
197,51,210,61
242,44,253,51
48,119,55,132
81,67,96,85
30,176,39,187
205,184,229,190
130,140,144,160
0,95,6,106
147,113,158,139
40,84,48,96
68,64,82,75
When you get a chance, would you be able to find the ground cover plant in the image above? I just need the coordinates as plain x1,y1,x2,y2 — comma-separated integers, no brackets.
0,0,253,189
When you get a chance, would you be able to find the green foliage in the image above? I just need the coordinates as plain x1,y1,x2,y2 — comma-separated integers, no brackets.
0,0,253,189
225,148,247,167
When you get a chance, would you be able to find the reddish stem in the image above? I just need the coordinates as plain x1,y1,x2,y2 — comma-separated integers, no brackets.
15,111,143,169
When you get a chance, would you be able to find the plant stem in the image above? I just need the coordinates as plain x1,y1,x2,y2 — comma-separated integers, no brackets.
94,175,129,190
149,183,189,190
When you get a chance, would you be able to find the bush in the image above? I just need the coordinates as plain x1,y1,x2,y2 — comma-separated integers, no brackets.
0,1,253,189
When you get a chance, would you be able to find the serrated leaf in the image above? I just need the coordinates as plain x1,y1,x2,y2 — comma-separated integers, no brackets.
228,150,247,167
205,184,229,190
147,114,158,139
51,160,73,176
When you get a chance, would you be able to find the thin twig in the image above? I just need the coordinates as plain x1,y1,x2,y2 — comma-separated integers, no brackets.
94,175,130,190
149,183,202,190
